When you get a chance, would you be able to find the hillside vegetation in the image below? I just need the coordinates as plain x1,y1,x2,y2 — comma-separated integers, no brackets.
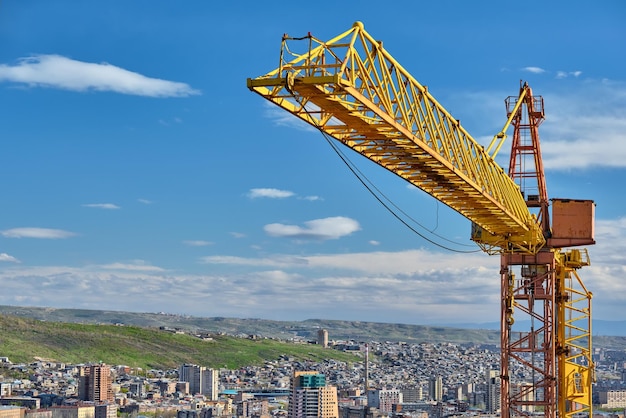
0,305,503,345
0,315,359,370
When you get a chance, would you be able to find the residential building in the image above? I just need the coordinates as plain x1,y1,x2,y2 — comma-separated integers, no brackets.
401,386,423,403
486,369,500,414
129,381,144,398
236,399,269,418
0,383,11,397
202,368,219,401
288,371,338,418
50,406,95,418
366,389,402,413
0,399,39,410
94,404,116,418
0,406,24,418
178,364,219,400
78,364,113,403
179,364,203,395
24,410,52,418
428,376,442,402
599,390,626,408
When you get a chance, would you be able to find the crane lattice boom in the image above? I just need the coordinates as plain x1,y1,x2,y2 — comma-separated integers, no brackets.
247,22,595,418
247,21,544,254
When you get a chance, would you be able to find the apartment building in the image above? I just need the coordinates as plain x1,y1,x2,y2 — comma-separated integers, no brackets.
288,371,338,418
78,365,113,403
178,364,219,400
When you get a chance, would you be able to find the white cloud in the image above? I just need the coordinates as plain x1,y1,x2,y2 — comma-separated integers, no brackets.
204,248,488,275
137,198,153,205
183,240,213,247
0,55,200,97
540,79,626,170
522,66,546,74
230,232,246,239
0,251,500,324
1,227,76,239
0,221,623,324
556,70,582,79
200,254,309,267
82,203,120,210
247,188,295,199
301,195,322,201
444,80,626,171
99,261,165,272
264,216,361,240
0,253,20,263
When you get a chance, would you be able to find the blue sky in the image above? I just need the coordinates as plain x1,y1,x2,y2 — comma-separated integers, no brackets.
0,1,624,325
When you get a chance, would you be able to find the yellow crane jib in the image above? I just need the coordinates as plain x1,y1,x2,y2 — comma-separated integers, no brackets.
486,84,530,159
247,21,545,254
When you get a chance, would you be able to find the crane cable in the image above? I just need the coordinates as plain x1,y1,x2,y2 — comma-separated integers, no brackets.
319,131,481,253
284,82,481,253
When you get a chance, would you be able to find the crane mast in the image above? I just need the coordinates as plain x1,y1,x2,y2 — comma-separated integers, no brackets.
247,22,595,418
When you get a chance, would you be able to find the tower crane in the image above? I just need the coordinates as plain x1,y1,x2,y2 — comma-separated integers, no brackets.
247,22,595,418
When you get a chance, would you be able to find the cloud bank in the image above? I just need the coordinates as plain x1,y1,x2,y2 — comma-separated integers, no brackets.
1,227,76,239
248,188,295,199
0,216,622,325
264,216,361,240
82,203,120,210
0,55,200,97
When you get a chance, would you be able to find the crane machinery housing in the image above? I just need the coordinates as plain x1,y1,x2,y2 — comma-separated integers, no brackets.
247,22,595,418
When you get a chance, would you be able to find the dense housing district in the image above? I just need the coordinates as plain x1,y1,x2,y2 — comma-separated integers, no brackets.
1,334,626,418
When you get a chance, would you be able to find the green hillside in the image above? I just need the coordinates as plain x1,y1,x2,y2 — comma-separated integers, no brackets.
0,315,359,370
0,305,503,344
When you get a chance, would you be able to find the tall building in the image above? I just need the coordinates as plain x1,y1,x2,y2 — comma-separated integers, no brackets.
79,364,113,403
486,369,500,414
179,364,202,395
178,364,219,400
202,368,219,401
317,329,329,348
428,376,443,402
288,371,338,418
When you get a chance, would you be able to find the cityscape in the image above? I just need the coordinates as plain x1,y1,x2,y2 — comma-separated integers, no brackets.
0,4,622,418
1,327,626,418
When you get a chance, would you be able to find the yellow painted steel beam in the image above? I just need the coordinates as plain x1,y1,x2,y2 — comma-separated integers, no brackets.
556,250,593,418
247,22,545,254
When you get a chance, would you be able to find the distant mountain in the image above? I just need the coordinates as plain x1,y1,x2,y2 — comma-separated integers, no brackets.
443,320,626,337
0,314,360,369
0,305,624,349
